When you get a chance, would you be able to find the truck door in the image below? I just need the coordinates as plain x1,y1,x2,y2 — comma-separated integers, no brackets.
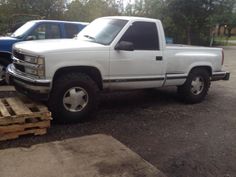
109,21,165,89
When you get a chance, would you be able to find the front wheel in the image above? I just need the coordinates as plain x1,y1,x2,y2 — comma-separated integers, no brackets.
178,68,210,104
48,73,99,123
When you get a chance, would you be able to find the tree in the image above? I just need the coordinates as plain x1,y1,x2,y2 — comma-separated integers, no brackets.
163,0,214,45
156,0,236,45
125,0,236,45
0,0,66,34
64,0,88,21
1,0,235,45
64,0,120,22
0,0,65,19
212,0,236,37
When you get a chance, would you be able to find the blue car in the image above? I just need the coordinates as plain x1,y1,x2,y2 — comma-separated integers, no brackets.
0,20,88,83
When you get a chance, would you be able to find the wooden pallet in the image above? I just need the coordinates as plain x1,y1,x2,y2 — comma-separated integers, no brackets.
0,96,52,141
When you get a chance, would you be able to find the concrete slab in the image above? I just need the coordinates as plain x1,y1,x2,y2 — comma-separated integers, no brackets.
0,134,166,177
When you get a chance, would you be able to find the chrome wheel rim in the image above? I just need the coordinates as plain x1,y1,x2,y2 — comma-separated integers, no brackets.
191,76,204,95
63,87,89,112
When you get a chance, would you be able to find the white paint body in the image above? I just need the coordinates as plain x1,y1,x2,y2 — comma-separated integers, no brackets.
12,16,224,91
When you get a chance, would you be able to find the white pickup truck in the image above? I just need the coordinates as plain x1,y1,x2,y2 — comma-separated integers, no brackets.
7,16,230,123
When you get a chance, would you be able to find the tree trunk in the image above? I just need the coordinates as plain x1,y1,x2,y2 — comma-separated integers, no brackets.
217,24,222,36
187,26,191,45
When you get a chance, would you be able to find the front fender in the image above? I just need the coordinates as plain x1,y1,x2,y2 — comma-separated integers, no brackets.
44,51,109,80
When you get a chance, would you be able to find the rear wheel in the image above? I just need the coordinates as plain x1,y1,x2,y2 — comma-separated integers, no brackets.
48,73,99,123
178,68,210,103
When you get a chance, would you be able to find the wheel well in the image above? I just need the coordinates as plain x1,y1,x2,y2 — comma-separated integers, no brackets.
53,66,103,90
189,66,212,77
0,52,12,65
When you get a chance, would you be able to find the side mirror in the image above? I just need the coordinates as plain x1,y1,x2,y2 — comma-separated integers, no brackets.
26,35,36,40
115,41,134,51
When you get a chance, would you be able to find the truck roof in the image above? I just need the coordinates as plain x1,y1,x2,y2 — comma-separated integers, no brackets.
28,20,89,25
101,16,161,23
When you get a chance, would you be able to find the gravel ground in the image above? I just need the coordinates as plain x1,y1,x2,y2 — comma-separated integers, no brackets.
0,47,235,177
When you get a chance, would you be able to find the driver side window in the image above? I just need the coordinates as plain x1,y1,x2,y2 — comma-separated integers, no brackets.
27,23,61,40
120,21,159,50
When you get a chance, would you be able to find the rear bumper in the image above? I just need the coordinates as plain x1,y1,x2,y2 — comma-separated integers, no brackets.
211,71,230,81
6,64,51,101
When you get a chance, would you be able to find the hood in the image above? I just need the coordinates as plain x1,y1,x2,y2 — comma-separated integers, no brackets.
13,39,107,55
0,36,19,52
0,36,18,41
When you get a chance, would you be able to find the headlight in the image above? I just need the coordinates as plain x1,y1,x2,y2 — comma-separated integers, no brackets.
24,55,45,65
24,55,37,64
24,55,45,78
37,56,45,65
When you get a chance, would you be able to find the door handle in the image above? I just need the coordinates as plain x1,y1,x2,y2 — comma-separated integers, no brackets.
156,56,163,61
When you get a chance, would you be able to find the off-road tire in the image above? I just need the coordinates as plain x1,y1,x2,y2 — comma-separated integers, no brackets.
48,73,99,123
178,68,210,104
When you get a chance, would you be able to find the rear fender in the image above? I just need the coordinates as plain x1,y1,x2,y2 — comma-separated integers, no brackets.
187,62,213,76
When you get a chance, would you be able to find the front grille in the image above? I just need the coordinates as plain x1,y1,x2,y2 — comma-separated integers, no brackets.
14,63,25,72
13,50,25,61
13,49,25,73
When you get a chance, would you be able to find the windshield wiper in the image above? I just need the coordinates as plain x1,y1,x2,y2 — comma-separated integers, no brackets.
83,35,96,41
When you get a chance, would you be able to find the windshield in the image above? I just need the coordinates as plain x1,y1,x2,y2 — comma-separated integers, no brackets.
77,18,128,45
11,21,35,38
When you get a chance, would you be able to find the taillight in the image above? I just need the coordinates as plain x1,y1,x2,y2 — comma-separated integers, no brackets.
222,50,224,65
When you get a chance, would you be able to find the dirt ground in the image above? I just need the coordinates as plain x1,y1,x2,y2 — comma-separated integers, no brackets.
0,47,235,177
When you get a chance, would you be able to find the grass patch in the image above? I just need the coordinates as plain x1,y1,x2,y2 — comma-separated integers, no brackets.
214,36,236,46
229,36,236,40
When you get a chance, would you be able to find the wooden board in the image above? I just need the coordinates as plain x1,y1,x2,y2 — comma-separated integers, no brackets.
0,96,52,141
0,100,10,117
6,97,32,115
0,97,51,126
0,128,47,141
0,120,50,134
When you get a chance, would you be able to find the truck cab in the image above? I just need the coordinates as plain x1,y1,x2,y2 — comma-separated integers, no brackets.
0,20,88,83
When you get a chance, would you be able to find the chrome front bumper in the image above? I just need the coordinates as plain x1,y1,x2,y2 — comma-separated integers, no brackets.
6,64,51,100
